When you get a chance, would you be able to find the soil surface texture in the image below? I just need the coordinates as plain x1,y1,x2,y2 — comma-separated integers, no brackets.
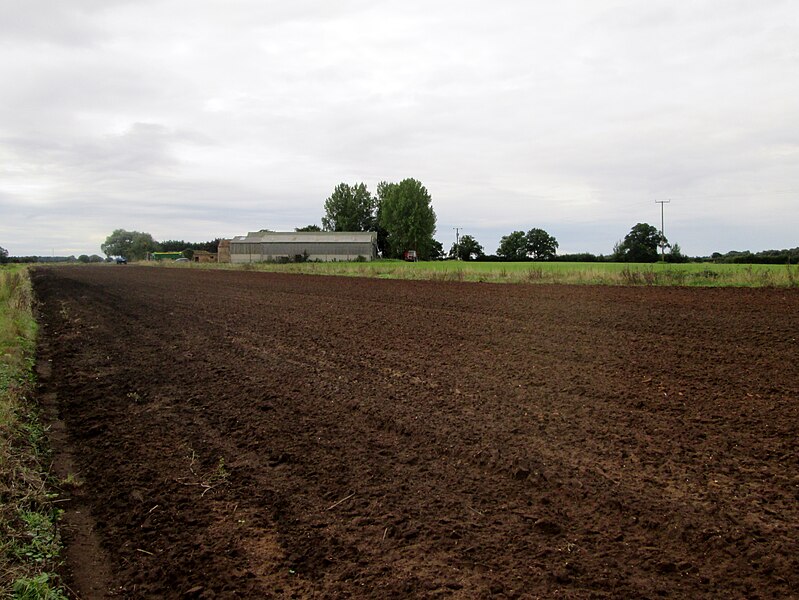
32,266,798,599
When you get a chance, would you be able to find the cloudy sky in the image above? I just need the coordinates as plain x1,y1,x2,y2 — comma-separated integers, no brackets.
1,0,797,257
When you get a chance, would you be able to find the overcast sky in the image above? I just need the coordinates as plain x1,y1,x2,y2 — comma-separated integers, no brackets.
1,0,797,257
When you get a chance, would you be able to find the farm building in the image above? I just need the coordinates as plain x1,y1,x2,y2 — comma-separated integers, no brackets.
224,231,377,263
191,250,217,263
217,239,231,263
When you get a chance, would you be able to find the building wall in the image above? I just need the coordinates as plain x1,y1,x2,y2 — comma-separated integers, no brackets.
229,241,375,263
193,251,217,263
217,240,231,263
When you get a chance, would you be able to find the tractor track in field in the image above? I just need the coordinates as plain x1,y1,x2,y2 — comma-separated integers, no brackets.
32,266,798,599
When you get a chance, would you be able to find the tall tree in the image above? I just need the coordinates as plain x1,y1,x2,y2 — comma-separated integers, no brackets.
525,228,558,260
497,231,528,261
373,182,393,256
613,223,663,262
0,246,8,264
322,183,375,232
101,229,159,261
377,178,437,260
450,234,484,261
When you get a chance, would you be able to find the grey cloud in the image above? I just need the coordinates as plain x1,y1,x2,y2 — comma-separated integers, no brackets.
0,0,141,47
1,1,798,258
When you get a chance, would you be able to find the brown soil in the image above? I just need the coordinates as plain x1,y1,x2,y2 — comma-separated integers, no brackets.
32,266,798,599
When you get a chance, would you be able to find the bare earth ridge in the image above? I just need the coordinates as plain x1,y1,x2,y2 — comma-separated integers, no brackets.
32,266,798,599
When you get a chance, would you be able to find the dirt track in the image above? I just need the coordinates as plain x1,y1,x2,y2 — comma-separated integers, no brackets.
32,266,798,599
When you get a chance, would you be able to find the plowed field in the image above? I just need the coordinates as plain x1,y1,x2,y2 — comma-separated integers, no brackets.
32,266,798,599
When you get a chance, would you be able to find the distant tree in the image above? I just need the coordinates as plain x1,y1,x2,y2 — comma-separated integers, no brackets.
160,239,188,252
101,229,160,261
89,254,104,263
195,239,220,253
708,247,799,264
497,231,528,261
430,239,445,260
322,183,375,232
451,234,484,261
0,246,8,264
613,223,663,262
377,178,437,260
296,224,322,232
665,243,689,263
553,252,600,262
525,228,558,260
156,239,219,253
78,254,90,263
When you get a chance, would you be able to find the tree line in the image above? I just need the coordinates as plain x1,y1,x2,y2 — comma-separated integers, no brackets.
312,182,689,262
97,231,222,262
310,180,564,261
8,182,790,264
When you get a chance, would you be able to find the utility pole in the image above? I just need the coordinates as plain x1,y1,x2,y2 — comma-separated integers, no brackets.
655,200,670,261
453,227,461,260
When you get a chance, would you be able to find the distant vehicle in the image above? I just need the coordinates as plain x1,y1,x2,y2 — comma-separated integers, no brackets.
174,257,189,262
115,257,127,264
403,250,418,262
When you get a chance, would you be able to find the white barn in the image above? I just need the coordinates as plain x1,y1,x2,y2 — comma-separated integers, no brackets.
227,231,378,263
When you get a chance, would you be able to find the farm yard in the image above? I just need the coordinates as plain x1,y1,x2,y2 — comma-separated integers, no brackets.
32,266,798,598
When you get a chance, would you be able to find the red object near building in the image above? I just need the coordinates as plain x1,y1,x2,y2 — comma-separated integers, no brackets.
404,250,418,262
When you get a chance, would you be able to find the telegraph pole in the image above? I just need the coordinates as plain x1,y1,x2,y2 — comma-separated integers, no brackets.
453,227,461,260
655,200,670,261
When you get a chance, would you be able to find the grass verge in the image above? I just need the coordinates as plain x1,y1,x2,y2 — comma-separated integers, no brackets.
153,259,799,287
0,265,67,599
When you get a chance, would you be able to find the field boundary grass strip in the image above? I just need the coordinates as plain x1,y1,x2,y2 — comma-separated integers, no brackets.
0,265,67,599
143,259,799,287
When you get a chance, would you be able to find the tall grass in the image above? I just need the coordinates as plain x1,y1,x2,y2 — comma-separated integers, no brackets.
0,266,67,599
155,259,799,287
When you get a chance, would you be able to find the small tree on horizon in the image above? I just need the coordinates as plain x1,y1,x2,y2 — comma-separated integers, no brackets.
451,234,484,260
525,228,558,260
497,231,528,261
613,223,663,262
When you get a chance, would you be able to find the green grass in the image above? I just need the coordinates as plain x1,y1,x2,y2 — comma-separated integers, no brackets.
156,258,799,287
0,265,66,598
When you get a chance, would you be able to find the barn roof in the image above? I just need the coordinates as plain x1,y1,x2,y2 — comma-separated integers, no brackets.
232,231,376,244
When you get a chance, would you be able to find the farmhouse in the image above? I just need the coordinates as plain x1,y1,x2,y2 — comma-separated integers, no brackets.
224,231,377,263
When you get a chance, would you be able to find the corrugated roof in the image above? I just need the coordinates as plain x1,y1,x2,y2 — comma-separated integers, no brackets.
236,231,376,244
